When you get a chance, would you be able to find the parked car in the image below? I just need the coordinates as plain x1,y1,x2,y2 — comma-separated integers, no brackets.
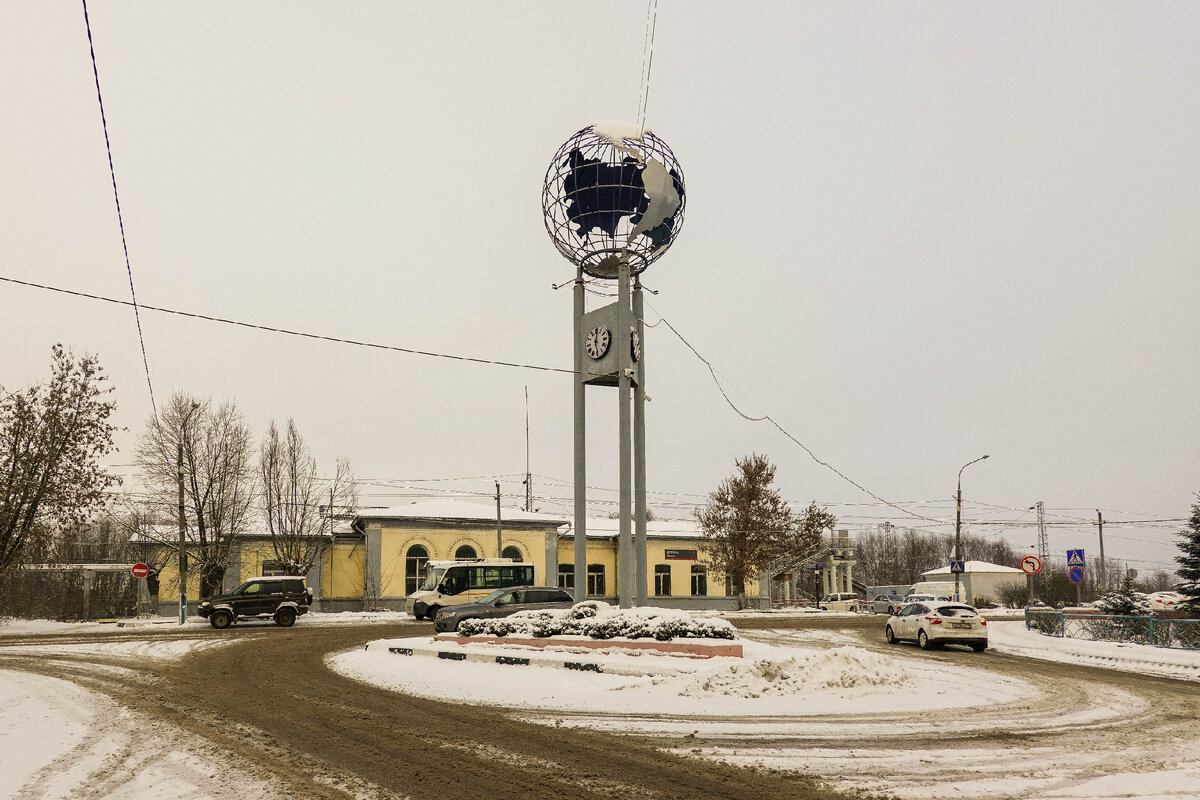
818,592,862,612
433,585,574,633
884,601,988,652
871,594,906,615
1148,591,1186,611
197,576,312,629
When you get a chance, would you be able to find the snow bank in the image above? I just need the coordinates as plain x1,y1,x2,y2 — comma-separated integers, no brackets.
669,647,909,698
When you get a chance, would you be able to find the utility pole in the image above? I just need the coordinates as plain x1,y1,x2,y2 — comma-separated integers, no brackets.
495,481,503,559
524,387,532,513
177,440,187,625
1096,509,1107,592
954,455,990,603
1034,502,1048,563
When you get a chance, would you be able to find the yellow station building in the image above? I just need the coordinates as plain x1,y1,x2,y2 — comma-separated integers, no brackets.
152,499,855,614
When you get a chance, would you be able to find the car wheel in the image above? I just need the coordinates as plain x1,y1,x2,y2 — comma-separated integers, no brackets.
887,606,895,615
210,610,233,630
885,625,897,644
918,629,932,650
426,605,441,622
971,643,987,653
274,607,296,627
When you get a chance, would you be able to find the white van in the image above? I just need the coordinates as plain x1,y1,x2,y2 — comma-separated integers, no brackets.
405,560,535,620
907,582,956,600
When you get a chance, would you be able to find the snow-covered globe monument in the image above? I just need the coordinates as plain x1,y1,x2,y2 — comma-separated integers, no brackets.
542,121,686,608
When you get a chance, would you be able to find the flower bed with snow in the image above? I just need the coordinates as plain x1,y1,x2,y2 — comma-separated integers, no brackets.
455,601,737,642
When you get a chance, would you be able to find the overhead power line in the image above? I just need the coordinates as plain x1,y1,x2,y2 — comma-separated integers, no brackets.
0,275,574,376
81,0,157,417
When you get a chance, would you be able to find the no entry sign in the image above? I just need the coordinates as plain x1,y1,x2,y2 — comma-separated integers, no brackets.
131,562,150,579
1021,555,1042,575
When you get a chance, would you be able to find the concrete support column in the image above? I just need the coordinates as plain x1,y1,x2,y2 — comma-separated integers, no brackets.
365,524,382,606
224,540,242,591
573,268,587,603
307,552,324,612
544,531,559,588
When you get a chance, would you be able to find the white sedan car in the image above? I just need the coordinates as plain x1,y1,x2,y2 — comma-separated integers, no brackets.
885,600,988,652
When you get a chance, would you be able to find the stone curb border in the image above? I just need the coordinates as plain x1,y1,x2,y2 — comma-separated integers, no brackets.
368,640,697,677
435,633,743,659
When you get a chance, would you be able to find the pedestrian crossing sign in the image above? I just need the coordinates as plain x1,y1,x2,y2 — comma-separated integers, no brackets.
1067,549,1085,567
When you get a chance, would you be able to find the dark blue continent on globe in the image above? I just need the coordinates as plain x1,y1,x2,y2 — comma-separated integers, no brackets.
562,149,647,238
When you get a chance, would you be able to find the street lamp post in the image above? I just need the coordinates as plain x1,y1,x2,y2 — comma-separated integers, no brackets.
954,454,990,603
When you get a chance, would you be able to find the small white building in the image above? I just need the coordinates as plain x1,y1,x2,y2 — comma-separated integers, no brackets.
921,561,1025,604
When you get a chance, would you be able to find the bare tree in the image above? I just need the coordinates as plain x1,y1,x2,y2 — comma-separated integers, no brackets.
259,418,356,576
134,393,255,598
0,345,119,573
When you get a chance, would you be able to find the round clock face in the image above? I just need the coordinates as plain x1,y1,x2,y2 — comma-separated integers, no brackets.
585,324,611,359
630,330,642,362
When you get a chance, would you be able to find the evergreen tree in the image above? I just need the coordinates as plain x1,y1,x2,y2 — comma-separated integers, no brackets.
1176,494,1200,613
1095,571,1149,616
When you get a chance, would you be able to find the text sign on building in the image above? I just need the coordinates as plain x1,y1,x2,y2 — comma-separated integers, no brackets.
664,549,697,560
1067,549,1085,567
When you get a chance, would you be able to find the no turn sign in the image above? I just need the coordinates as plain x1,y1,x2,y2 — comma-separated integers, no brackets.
131,563,150,579
1021,555,1042,575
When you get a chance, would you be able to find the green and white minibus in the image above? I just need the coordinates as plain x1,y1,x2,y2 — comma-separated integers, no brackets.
405,559,535,620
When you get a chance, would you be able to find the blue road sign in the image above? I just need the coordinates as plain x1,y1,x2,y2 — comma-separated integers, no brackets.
950,560,966,574
1067,549,1086,567
1069,566,1085,584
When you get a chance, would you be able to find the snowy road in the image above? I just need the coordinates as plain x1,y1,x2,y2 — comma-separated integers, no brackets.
3,612,1199,799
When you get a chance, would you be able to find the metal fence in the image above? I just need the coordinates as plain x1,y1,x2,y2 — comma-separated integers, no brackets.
1026,609,1200,650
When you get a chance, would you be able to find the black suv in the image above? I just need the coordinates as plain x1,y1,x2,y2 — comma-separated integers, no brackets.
198,577,312,629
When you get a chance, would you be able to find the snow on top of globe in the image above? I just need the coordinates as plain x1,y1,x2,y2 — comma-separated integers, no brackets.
590,120,652,147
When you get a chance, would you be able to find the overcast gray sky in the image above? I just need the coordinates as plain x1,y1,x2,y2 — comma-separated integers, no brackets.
2,2,1197,575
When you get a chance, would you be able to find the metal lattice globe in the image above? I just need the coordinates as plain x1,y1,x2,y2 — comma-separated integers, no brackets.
542,122,686,279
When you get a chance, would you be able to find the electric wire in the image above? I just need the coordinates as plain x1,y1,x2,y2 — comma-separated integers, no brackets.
0,275,575,376
648,307,941,524
81,0,157,418
635,0,660,135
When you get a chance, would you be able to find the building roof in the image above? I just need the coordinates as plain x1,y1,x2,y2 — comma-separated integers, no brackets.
354,499,569,526
579,517,704,540
922,560,1024,576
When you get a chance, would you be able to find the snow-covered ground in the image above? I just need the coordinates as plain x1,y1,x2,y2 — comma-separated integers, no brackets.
4,610,1200,799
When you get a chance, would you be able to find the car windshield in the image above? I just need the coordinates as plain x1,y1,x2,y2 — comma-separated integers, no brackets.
420,567,445,592
478,588,514,605
936,605,977,617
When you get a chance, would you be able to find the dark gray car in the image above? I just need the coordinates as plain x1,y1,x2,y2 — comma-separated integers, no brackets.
433,585,574,633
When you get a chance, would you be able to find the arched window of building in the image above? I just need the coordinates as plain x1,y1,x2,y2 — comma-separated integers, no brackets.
405,545,429,595
502,545,523,562
454,544,477,560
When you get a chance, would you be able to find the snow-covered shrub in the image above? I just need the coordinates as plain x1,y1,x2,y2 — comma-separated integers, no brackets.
451,602,739,641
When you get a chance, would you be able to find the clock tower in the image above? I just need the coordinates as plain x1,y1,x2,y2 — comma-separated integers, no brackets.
542,122,685,608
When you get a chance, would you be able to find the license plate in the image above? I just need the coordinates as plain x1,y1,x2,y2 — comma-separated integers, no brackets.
951,622,972,629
